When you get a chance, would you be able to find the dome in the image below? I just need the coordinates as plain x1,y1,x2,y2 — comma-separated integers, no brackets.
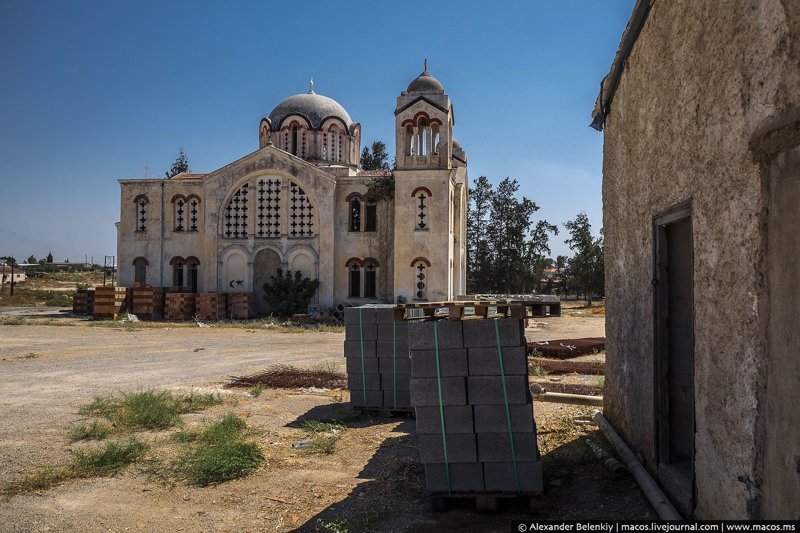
407,70,444,93
268,90,353,130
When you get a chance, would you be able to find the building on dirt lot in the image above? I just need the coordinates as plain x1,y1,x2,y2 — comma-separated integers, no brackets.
116,64,468,314
593,0,800,520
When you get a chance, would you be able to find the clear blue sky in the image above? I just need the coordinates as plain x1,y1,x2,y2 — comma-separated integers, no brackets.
0,0,633,262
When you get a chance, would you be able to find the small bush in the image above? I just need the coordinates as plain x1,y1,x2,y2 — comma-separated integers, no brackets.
300,419,345,434
78,390,221,431
69,421,113,442
71,439,149,477
262,269,320,318
301,435,340,455
249,384,267,398
180,441,263,486
3,467,71,496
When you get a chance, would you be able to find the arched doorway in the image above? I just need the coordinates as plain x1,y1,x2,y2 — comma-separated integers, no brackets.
253,248,282,316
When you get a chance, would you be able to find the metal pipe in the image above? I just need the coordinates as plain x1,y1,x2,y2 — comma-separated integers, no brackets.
584,437,626,475
593,411,682,520
531,389,604,407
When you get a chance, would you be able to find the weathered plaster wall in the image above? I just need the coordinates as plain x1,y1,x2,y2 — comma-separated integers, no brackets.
602,0,799,519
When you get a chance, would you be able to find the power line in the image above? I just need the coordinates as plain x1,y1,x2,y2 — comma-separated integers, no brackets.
0,227,108,260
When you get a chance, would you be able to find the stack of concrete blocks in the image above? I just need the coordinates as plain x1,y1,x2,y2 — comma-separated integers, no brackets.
343,305,411,411
409,317,542,494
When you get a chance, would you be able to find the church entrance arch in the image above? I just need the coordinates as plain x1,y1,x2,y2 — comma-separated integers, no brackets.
253,248,282,316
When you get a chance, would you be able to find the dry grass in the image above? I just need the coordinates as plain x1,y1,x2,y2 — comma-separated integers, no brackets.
229,363,346,389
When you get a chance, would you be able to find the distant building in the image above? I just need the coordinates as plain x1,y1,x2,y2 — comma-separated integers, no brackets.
594,0,799,519
0,266,26,284
116,65,468,314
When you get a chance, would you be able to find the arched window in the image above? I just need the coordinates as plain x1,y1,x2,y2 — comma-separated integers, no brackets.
350,198,361,232
134,195,149,232
173,195,186,232
289,182,314,237
431,123,440,155
364,198,377,232
171,257,185,288
322,133,328,160
337,132,343,163
186,257,200,293
418,117,428,156
412,187,432,230
364,259,379,298
405,125,414,156
412,259,430,301
132,257,148,286
187,195,200,231
223,184,249,239
346,259,362,298
256,178,281,238
291,124,298,156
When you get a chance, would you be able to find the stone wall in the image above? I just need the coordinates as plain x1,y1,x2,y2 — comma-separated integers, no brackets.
602,0,800,519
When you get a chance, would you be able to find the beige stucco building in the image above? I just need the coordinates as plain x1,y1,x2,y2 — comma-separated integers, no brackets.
595,0,799,520
116,66,468,315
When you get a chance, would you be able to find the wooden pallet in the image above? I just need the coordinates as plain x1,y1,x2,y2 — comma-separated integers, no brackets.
430,491,544,513
356,407,415,418
402,300,560,320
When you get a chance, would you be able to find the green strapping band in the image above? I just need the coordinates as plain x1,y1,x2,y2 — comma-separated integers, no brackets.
495,318,520,492
359,308,367,406
434,321,452,495
392,320,397,410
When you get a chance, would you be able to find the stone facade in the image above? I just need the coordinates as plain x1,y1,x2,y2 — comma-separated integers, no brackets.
117,67,468,313
596,0,800,520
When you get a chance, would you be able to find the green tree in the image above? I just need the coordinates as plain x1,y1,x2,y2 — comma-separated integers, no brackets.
165,148,190,178
563,213,604,306
466,176,493,293
46,252,54,263
527,220,559,293
262,269,321,317
360,141,390,170
27,255,37,264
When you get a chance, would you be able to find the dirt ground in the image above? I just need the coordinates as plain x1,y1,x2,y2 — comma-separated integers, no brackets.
0,308,656,532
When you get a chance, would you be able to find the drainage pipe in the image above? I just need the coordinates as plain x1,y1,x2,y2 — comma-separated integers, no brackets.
593,411,682,520
530,387,604,407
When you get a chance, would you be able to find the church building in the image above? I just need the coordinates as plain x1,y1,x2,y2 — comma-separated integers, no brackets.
116,64,468,314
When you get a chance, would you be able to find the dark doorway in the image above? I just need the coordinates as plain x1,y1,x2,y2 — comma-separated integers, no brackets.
133,258,147,286
654,204,695,517
188,261,198,293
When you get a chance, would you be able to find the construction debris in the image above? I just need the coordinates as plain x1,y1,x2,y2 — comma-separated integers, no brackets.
228,365,346,389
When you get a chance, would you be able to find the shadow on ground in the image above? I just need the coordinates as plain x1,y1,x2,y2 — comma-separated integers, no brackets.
292,407,656,532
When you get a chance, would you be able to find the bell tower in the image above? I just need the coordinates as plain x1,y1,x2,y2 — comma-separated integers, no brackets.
395,60,454,171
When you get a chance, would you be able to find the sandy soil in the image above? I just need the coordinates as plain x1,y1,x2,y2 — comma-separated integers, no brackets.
0,313,655,532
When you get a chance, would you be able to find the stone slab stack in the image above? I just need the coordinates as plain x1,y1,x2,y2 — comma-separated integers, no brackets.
72,289,93,315
227,292,255,319
409,316,542,494
132,286,155,319
196,293,228,320
93,287,127,320
344,305,411,411
165,292,196,321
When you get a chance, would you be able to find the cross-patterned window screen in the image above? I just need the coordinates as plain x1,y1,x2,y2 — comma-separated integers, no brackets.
289,182,314,238
189,198,199,231
136,198,148,232
223,184,249,239
416,192,428,230
256,178,281,238
414,262,427,300
175,198,185,231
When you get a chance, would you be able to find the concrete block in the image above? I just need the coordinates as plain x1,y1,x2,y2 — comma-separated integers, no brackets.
425,463,484,492
382,390,411,410
349,390,383,408
379,355,411,375
415,405,474,435
410,377,467,406
474,404,535,434
344,306,376,325
378,322,409,340
347,373,381,391
410,349,468,378
345,323,377,341
345,356,379,374
477,433,540,463
408,321,463,350
376,340,410,358
467,376,530,405
468,346,529,376
462,318,525,348
418,433,477,463
343,340,376,358
374,306,400,324
483,461,543,492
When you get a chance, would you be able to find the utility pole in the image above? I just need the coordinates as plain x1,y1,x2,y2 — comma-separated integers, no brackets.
9,259,15,296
